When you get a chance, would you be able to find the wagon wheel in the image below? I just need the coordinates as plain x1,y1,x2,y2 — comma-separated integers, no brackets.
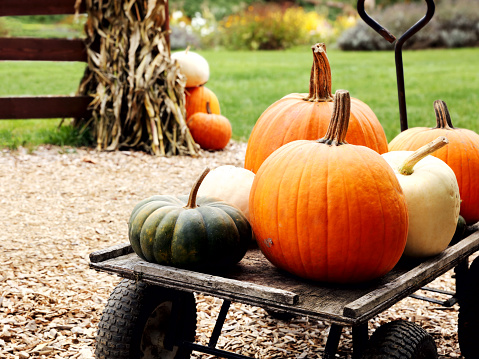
458,256,479,359
362,320,437,359
95,279,197,359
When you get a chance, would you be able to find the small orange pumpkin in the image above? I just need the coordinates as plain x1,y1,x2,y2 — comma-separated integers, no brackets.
185,86,220,121
388,100,479,224
249,90,408,283
187,102,232,151
244,43,388,173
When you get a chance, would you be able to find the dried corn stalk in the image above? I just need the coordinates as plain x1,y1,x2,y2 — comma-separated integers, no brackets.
74,0,199,156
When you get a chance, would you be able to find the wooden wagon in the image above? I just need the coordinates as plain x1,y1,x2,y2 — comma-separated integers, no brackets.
89,223,479,358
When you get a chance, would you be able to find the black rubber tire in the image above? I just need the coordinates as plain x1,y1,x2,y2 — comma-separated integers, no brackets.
458,257,479,359
362,320,437,359
95,279,197,359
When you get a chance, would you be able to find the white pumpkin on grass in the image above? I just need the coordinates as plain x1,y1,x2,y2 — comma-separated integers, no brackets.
171,47,210,87
197,165,255,221
382,136,461,257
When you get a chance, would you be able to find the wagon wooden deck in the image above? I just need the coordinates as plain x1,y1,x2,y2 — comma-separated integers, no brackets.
90,223,479,327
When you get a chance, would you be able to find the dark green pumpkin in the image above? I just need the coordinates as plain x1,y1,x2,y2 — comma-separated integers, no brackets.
128,168,252,269
450,215,467,246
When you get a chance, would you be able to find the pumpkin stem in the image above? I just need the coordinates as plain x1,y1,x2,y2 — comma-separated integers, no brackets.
186,167,210,209
317,89,350,146
206,101,212,115
398,136,449,175
304,43,333,103
185,45,190,55
434,100,454,129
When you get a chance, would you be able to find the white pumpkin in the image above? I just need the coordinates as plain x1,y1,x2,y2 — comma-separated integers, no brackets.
382,136,461,257
171,49,210,87
197,165,255,220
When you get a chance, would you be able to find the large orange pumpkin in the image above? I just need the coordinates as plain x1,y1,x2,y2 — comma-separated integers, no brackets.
185,86,220,121
187,102,232,150
388,100,479,224
244,43,388,173
249,90,408,283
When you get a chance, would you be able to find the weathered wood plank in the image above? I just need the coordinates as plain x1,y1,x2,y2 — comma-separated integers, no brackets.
89,228,479,325
343,229,479,319
88,250,389,324
0,38,87,62
89,243,133,263
0,96,92,119
90,254,302,310
0,0,86,16
136,262,299,306
465,222,479,237
89,253,140,282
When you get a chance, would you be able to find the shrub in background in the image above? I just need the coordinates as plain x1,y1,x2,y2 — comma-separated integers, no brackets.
337,0,479,50
218,4,307,50
170,26,201,50
172,0,254,22
429,0,479,48
172,0,319,21
217,3,356,50
169,8,218,50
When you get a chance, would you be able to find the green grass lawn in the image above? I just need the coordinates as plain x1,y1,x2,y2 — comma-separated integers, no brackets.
1,47,478,149
0,61,88,149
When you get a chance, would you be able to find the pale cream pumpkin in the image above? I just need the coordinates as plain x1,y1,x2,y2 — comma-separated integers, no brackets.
382,137,461,257
197,165,255,220
171,48,210,87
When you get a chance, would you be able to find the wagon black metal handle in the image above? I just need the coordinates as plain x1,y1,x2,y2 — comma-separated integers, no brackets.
357,0,436,132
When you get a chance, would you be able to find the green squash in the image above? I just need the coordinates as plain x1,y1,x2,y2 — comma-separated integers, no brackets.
450,215,467,246
128,168,252,269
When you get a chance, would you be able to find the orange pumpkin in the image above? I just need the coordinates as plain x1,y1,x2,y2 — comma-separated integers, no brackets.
249,90,408,283
388,100,479,224
244,43,388,173
187,102,232,151
185,86,220,121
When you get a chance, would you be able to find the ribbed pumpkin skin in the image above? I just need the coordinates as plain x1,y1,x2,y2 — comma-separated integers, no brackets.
249,142,408,283
129,195,251,269
187,112,232,150
185,86,220,120
245,95,388,173
388,103,479,224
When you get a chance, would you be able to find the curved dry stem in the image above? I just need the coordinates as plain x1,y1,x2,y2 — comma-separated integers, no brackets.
304,43,333,103
317,89,351,146
185,167,211,208
398,136,449,175
434,100,454,129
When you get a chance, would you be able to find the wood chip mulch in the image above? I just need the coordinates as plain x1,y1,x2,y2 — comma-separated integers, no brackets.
0,142,470,358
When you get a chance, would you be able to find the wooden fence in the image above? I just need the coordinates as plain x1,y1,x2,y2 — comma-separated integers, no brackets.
0,0,170,122
0,0,91,120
